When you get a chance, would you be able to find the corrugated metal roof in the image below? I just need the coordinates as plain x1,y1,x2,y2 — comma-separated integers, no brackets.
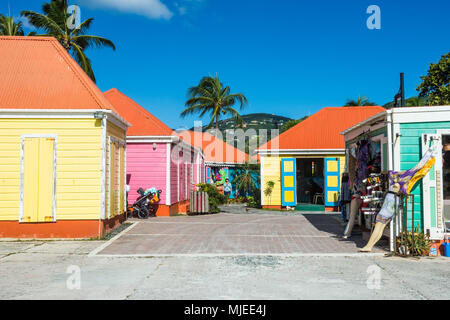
104,88,173,136
0,36,117,112
258,106,386,151
179,131,249,164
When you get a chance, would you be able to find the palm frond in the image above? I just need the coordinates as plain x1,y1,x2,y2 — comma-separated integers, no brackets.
72,34,116,50
21,10,63,36
71,42,96,82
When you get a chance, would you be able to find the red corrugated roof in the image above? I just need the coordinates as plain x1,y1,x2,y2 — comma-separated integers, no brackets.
104,88,173,136
179,130,249,164
258,106,385,150
0,36,117,112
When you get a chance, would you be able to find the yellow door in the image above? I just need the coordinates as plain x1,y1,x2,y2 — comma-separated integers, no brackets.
23,137,55,223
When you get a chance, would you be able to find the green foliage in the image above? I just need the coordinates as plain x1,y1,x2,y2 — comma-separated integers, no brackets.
232,163,260,197
246,191,261,208
196,183,227,213
417,52,450,106
181,75,248,132
280,116,308,133
21,0,115,82
397,226,432,256
383,96,429,108
264,180,275,205
344,96,377,106
0,15,24,35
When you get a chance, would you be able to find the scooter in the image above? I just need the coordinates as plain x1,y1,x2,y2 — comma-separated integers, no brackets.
128,188,162,219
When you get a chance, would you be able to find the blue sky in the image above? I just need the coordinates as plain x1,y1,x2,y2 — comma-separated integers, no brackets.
6,0,450,129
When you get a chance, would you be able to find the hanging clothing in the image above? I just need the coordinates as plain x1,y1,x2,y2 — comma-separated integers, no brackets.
388,145,438,195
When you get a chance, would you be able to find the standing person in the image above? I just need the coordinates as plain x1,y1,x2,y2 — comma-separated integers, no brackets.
223,178,232,204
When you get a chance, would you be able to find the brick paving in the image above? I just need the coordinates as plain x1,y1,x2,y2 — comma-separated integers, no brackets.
98,210,387,255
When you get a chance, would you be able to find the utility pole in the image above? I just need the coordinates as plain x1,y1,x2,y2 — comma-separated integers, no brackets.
394,72,406,108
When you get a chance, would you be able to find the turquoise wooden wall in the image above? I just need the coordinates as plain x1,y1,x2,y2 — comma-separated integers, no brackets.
400,121,450,231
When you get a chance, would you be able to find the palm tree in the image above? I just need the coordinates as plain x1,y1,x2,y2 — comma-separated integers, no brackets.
181,75,248,134
0,14,35,36
344,96,377,106
21,0,115,82
233,163,259,198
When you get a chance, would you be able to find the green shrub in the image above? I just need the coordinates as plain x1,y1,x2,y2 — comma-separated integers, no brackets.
397,226,432,256
246,190,261,208
196,183,227,213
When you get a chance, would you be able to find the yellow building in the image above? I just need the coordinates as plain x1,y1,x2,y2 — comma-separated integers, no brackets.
0,36,130,238
257,107,385,211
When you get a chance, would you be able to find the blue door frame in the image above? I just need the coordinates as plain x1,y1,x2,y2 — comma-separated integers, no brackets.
281,158,297,206
324,158,340,207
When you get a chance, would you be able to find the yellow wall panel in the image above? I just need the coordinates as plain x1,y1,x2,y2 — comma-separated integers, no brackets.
327,176,338,188
284,191,294,203
0,118,103,221
106,120,127,218
327,191,339,203
284,176,294,188
262,156,282,206
327,160,338,172
283,161,294,173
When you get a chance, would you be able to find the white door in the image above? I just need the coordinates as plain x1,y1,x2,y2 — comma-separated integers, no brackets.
421,134,445,240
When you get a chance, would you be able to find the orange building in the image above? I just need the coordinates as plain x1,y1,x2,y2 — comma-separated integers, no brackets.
256,106,385,211
0,36,130,238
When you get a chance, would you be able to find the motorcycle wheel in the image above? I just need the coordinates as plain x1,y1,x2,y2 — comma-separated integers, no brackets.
148,205,157,217
137,206,150,219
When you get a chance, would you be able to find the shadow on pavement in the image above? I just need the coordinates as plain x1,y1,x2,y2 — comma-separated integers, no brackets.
302,214,388,250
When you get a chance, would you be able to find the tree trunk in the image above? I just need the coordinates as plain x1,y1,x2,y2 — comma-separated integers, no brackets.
215,115,219,136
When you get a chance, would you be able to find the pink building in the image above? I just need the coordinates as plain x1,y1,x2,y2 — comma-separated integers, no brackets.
104,89,205,216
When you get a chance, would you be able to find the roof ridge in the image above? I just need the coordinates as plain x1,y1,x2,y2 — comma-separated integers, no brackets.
48,38,113,111
105,88,172,132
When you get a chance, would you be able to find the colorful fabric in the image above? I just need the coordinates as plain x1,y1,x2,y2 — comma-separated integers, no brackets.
376,192,399,223
388,145,438,195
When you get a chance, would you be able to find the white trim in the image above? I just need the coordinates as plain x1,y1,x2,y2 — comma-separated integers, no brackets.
391,106,450,124
177,160,180,202
19,134,57,223
260,156,265,206
343,106,450,137
123,143,127,212
197,152,201,184
100,116,107,220
393,123,401,171
127,136,179,143
0,109,130,130
166,143,171,206
185,162,188,200
257,149,345,156
107,136,111,219
90,252,386,258
205,161,243,167
341,111,387,136
118,142,121,215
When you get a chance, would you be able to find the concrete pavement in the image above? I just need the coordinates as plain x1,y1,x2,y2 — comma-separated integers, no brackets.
0,209,449,299
0,240,448,299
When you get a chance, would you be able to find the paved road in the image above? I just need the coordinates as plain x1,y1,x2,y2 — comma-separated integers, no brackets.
96,211,386,256
0,240,449,299
0,209,449,299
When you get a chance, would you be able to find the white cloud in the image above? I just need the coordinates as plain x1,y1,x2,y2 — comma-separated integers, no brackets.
15,16,34,30
83,0,173,20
